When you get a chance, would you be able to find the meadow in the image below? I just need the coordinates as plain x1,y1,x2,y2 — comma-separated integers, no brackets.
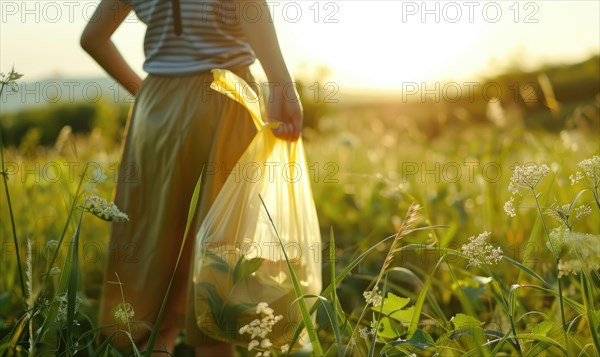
1,59,599,356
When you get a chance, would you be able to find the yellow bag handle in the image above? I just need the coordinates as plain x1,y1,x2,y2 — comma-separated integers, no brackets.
210,69,266,130
212,69,293,138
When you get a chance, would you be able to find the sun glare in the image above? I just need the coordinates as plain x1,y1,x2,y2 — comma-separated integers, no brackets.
274,2,484,90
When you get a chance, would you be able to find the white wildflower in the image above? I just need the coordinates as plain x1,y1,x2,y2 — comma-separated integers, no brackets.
280,344,290,353
55,293,82,324
363,286,382,307
570,171,584,185
556,230,600,277
547,226,567,258
256,302,274,316
504,197,516,217
558,259,584,278
0,68,23,92
577,155,600,188
544,203,570,225
248,340,259,351
114,303,135,324
574,204,592,220
508,164,550,194
0,68,24,83
239,302,283,351
545,202,592,228
461,232,503,268
359,326,375,339
84,196,129,222
56,294,68,322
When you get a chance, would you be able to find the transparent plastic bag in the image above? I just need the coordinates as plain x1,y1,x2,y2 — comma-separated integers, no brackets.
193,69,322,348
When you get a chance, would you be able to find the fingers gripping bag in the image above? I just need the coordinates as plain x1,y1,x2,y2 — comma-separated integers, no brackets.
193,69,322,350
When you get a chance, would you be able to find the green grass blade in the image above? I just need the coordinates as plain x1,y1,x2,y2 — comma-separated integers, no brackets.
288,227,444,348
518,284,585,314
581,273,600,352
66,208,84,354
328,228,344,357
258,194,323,355
92,330,120,356
0,313,28,353
513,333,568,354
0,134,26,301
406,256,445,339
288,232,398,348
37,162,89,303
35,203,86,353
502,256,552,289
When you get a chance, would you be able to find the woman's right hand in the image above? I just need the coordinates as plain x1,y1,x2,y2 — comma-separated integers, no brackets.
232,0,302,141
266,83,303,141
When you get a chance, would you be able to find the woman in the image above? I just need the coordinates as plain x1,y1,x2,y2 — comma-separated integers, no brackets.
81,0,302,355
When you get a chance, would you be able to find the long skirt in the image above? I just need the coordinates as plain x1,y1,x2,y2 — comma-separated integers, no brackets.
98,66,259,349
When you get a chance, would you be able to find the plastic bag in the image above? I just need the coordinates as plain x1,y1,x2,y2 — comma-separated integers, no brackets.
193,69,322,349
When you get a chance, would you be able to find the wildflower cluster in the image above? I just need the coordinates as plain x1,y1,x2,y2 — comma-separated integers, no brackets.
363,286,383,307
54,293,82,325
544,203,592,229
508,164,550,194
547,226,568,258
503,197,517,218
0,68,23,92
546,228,600,278
359,326,376,339
461,232,503,268
238,302,283,356
574,205,593,220
570,155,600,188
114,303,135,324
504,164,551,217
84,196,129,222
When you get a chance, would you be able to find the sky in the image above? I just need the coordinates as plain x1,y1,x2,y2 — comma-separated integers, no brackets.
0,1,598,92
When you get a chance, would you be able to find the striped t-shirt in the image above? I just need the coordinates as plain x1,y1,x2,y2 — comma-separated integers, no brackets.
119,0,256,75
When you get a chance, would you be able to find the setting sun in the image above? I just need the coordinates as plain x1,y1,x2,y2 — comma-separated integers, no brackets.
274,1,483,87
271,1,599,89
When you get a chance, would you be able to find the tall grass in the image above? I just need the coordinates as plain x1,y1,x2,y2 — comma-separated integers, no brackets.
1,67,598,356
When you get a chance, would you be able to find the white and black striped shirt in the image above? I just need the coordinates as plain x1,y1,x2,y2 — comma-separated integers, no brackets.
120,0,256,75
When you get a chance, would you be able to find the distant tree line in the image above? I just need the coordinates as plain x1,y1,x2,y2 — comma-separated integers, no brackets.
1,56,598,147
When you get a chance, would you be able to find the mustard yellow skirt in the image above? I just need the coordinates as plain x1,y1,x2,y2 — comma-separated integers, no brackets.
98,67,259,348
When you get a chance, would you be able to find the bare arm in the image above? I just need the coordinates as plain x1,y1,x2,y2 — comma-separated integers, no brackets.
80,0,142,96
233,0,303,141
